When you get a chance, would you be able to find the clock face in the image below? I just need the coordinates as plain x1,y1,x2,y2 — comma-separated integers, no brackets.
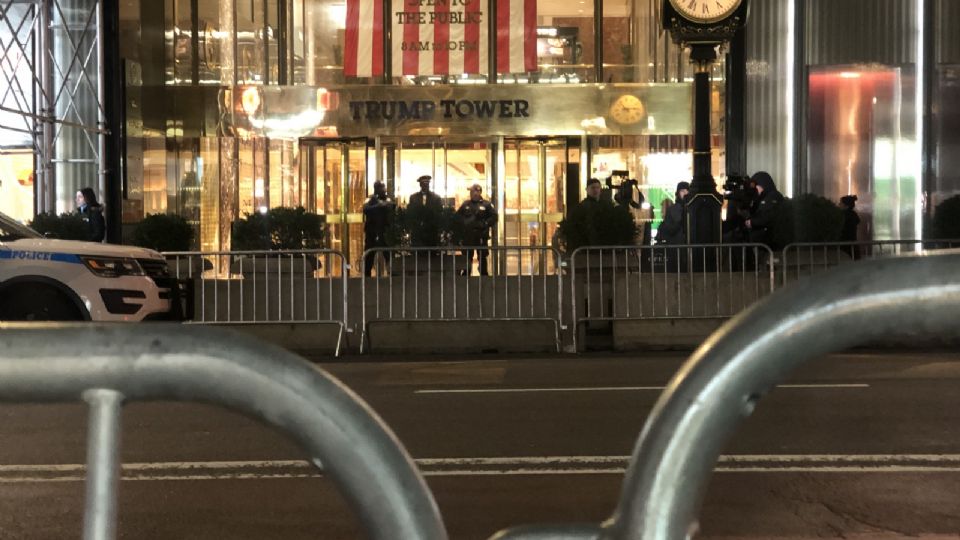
609,95,645,125
669,0,742,23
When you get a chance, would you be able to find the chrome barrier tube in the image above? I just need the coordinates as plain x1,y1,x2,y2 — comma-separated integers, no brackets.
570,244,775,352
605,251,960,540
82,389,123,540
360,246,563,354
780,239,960,285
0,324,447,540
163,250,348,356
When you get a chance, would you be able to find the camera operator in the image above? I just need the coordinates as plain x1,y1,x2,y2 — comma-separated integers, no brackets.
721,175,756,243
607,171,652,245
658,181,689,244
744,171,784,248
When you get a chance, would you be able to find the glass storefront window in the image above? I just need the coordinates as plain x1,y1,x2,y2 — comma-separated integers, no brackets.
589,134,729,240
142,137,168,215
293,0,360,85
601,0,633,83
932,65,960,209
237,1,267,83
0,151,35,222
523,0,595,83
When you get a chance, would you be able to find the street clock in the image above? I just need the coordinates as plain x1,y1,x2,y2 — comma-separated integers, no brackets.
662,0,749,44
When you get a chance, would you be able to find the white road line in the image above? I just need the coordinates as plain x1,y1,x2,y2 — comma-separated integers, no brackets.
2,454,959,483
414,383,869,394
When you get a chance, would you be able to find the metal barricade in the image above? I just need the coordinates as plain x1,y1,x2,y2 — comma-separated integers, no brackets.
0,323,447,540
781,239,960,285
490,249,960,540
360,246,564,353
569,244,776,352
164,250,348,355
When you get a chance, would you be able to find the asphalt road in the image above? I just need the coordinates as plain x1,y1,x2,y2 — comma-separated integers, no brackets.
1,351,959,539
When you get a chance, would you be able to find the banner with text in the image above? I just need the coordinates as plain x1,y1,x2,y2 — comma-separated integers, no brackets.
345,0,536,77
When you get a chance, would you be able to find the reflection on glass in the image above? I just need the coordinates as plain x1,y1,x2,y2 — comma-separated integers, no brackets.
347,142,368,273
807,67,918,241
199,137,220,251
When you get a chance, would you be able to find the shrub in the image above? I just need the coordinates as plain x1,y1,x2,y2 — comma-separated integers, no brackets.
556,200,637,253
132,213,194,252
931,195,960,239
771,194,844,249
29,212,89,241
386,205,463,248
232,206,325,251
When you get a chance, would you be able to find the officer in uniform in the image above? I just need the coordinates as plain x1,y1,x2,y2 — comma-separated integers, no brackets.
407,175,443,211
457,183,498,276
362,181,395,276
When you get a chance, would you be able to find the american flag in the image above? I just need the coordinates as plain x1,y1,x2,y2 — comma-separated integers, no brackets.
344,0,536,77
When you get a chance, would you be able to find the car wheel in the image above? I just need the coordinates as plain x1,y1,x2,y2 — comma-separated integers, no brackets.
0,284,85,321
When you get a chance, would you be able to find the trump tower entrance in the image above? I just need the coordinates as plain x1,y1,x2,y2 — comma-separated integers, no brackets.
297,135,578,274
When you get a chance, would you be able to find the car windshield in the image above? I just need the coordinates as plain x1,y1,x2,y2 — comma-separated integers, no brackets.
0,212,43,241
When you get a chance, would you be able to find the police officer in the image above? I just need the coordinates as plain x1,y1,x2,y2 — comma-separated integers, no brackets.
76,187,105,242
362,181,395,276
457,183,498,276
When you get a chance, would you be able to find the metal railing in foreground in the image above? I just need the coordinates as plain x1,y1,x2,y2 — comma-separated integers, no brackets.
0,324,447,540
569,244,775,351
164,250,348,355
781,239,960,285
360,246,564,353
490,249,960,540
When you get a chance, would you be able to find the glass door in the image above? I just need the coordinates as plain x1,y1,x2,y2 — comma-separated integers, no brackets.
383,138,492,210
299,138,369,275
502,138,568,272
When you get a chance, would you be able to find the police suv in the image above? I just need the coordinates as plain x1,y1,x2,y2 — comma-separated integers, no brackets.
0,211,181,321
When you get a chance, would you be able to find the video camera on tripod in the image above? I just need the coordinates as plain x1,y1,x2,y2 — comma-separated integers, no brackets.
605,170,645,209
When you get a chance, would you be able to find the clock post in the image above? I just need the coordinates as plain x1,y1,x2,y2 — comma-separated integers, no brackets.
661,0,749,248
687,43,721,246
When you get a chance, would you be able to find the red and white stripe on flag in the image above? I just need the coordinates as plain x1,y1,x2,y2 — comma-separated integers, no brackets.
344,0,384,77
496,0,537,74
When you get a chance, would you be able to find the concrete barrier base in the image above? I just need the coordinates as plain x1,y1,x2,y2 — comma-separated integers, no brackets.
364,320,559,354
208,323,344,358
613,318,728,351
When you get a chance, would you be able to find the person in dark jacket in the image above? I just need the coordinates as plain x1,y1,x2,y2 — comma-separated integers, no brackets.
457,183,498,276
76,187,105,242
745,171,784,248
840,195,860,242
657,181,689,244
580,177,602,208
362,181,395,276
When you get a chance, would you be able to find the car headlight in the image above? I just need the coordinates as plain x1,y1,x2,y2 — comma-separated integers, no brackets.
80,256,145,277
